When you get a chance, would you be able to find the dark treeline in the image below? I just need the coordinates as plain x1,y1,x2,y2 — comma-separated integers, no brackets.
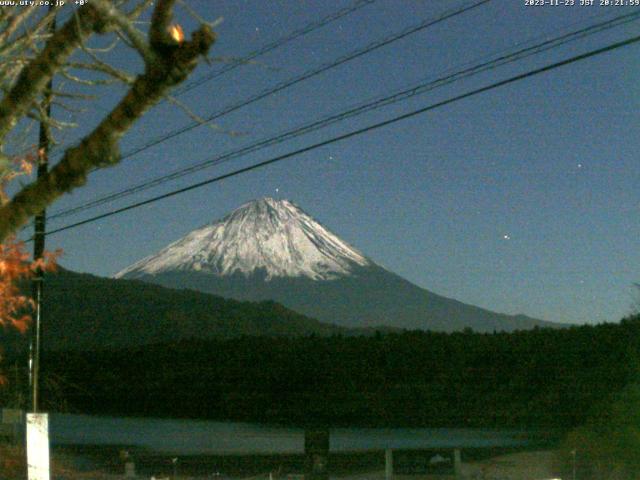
23,316,640,430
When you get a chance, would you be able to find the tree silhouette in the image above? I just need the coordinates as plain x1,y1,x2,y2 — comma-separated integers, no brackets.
0,0,215,382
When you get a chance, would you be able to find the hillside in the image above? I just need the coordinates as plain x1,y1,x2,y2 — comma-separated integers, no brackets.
1,267,344,353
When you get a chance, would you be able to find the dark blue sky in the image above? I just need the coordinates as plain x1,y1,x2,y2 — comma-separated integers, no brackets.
29,0,640,325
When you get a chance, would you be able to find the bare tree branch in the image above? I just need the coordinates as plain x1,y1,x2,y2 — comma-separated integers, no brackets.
51,99,87,114
177,0,222,29
150,0,177,48
59,68,121,86
67,60,135,84
163,94,245,137
0,6,37,45
0,4,109,144
0,12,215,241
91,0,156,65
77,36,120,54
127,0,155,21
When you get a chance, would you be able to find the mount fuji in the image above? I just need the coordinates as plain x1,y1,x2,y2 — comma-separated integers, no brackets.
116,198,555,332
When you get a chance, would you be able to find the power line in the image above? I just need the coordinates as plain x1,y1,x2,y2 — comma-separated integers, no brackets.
16,0,494,236
44,0,377,159
88,0,492,168
40,33,640,238
43,0,500,221
172,0,377,96
46,9,640,222
72,0,376,98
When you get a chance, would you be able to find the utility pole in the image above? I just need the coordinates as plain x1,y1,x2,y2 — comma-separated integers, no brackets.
304,429,329,480
26,10,56,480
30,3,56,414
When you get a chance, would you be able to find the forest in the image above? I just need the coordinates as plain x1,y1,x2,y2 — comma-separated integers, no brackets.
7,315,637,432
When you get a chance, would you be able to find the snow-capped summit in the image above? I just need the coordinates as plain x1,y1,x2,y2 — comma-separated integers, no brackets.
115,197,370,281
116,198,556,332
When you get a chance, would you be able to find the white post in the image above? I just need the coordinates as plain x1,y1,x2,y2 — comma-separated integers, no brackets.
26,413,50,480
385,448,393,480
124,460,136,478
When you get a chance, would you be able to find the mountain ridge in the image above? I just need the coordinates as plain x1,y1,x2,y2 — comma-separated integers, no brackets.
142,265,553,331
118,198,559,332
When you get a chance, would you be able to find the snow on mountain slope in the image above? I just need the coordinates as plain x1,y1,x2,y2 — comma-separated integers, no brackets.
115,198,370,281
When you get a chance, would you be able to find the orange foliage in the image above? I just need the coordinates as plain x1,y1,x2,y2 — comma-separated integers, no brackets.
0,151,61,385
0,150,36,204
0,237,60,333
0,238,33,334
